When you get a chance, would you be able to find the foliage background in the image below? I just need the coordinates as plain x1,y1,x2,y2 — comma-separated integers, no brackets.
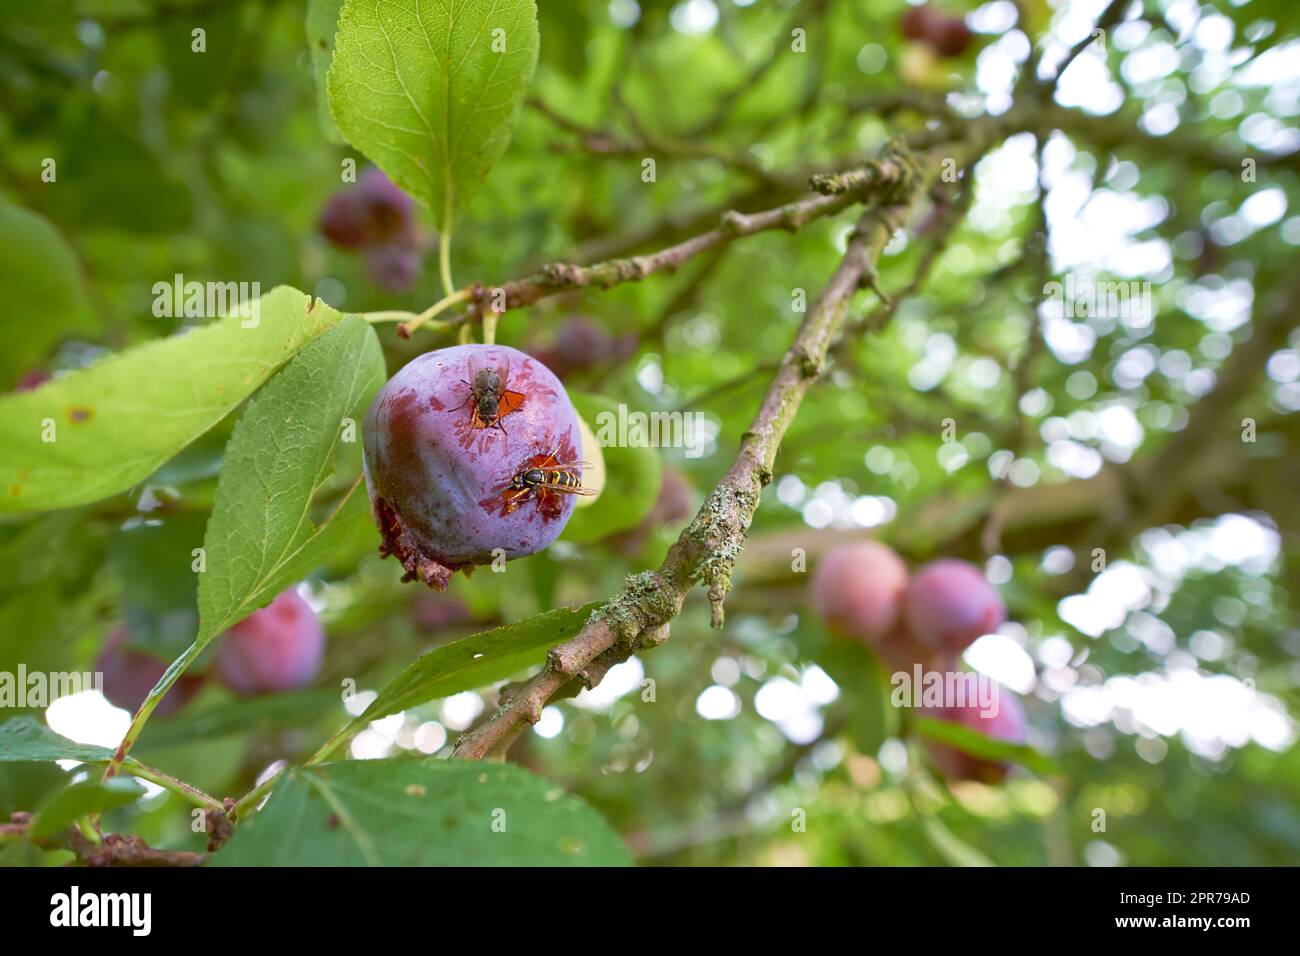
1,0,1299,866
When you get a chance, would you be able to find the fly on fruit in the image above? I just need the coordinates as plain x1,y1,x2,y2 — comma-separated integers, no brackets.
453,356,526,434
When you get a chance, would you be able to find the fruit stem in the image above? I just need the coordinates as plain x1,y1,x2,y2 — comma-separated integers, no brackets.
360,310,418,322
395,287,472,338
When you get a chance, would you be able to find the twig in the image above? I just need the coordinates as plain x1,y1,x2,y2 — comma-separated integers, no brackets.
527,96,787,187
451,185,875,326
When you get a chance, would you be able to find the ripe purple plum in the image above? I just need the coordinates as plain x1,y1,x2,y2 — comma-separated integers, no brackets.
213,590,324,696
97,629,204,717
898,4,973,59
928,14,973,58
363,344,583,589
899,5,933,40
319,167,416,249
411,594,474,632
903,558,1005,654
810,541,909,643
923,688,1028,783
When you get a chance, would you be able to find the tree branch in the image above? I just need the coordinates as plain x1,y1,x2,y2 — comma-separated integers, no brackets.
451,141,953,761
455,188,866,323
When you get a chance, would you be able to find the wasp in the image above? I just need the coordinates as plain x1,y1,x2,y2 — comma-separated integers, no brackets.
453,356,525,434
501,444,598,513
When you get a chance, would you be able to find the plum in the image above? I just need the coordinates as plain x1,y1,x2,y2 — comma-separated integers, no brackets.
903,559,1005,654
319,167,416,249
97,628,204,717
411,594,474,632
363,344,584,589
873,622,957,675
899,5,933,40
898,4,973,59
928,13,973,58
213,590,324,696
810,541,909,643
923,687,1028,783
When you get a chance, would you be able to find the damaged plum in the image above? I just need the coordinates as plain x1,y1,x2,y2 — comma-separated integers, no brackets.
362,343,585,589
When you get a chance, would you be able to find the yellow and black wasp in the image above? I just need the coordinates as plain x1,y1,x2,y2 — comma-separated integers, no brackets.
500,444,598,514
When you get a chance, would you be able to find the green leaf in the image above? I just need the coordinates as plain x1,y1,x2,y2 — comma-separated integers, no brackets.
109,513,208,660
0,286,342,515
196,315,385,648
356,602,599,724
819,639,897,754
917,813,996,868
537,0,590,80
914,715,1058,777
29,777,145,840
137,688,344,750
0,716,117,764
0,762,67,817
47,106,193,234
306,0,347,142
562,393,663,544
0,201,95,390
212,759,629,866
327,0,540,226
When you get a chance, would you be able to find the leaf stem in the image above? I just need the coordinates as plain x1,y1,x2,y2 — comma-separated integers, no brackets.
439,208,455,298
229,719,352,821
126,762,225,813
102,640,204,780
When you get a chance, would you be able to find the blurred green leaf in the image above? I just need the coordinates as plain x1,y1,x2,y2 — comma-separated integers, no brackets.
48,106,193,234
30,777,145,840
109,513,208,659
356,602,599,724
917,813,995,868
196,314,384,649
0,762,67,817
306,0,346,142
328,0,539,225
0,286,341,514
915,715,1058,777
0,201,95,390
137,688,343,750
212,758,629,865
